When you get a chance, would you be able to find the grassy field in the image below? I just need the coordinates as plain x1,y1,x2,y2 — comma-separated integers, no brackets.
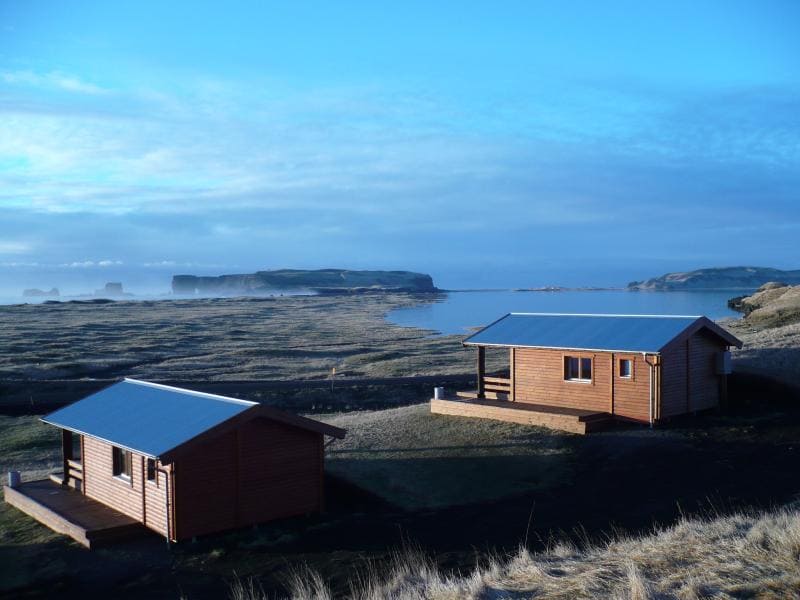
729,318,800,387
0,415,60,481
0,294,482,385
321,404,576,509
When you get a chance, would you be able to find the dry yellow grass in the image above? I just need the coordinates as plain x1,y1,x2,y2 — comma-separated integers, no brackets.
236,505,800,599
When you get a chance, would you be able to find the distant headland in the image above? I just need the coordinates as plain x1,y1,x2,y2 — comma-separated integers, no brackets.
172,268,438,295
627,266,800,291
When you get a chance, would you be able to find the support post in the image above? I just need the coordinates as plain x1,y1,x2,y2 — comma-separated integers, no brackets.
61,429,72,486
141,456,147,526
476,346,486,398
79,434,86,494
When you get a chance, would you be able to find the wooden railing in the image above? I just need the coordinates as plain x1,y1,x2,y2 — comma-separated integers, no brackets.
66,459,83,482
482,376,511,396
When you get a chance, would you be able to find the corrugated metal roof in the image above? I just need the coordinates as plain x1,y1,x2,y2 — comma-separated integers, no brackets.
463,313,704,353
42,379,255,458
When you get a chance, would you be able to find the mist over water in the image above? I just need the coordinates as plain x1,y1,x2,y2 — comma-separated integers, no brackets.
0,261,682,304
0,263,754,316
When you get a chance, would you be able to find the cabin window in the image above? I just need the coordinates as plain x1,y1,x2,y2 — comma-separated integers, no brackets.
112,446,132,480
146,458,156,482
564,356,592,382
619,358,632,379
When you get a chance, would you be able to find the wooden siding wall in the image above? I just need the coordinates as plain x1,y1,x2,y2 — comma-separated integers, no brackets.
513,348,651,422
689,331,723,411
660,340,687,417
660,329,725,417
174,431,238,538
143,465,169,536
238,419,322,524
82,437,168,537
613,354,653,422
174,418,323,540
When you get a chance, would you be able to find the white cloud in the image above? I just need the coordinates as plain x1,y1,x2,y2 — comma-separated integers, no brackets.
0,260,39,267
0,241,33,255
142,260,177,267
61,259,123,268
1,70,109,95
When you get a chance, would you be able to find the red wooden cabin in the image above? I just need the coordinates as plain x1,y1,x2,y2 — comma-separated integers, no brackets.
23,379,345,544
432,313,743,433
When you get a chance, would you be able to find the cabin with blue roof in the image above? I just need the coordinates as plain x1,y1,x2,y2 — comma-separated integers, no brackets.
5,379,345,547
431,313,743,433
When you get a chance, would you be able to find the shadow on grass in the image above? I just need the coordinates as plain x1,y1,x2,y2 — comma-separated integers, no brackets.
327,453,574,511
329,441,562,455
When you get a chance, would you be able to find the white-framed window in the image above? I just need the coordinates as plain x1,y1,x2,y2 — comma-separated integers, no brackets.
619,358,633,379
564,356,592,382
112,446,132,480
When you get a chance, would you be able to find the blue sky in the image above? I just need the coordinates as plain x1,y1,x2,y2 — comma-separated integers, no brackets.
1,0,799,293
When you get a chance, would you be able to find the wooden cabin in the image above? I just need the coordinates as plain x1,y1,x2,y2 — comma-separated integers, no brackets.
5,379,345,546
431,313,743,434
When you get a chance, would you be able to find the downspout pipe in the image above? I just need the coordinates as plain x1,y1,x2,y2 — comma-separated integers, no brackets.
643,353,655,428
156,465,171,547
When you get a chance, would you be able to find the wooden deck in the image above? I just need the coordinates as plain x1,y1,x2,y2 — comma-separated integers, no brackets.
431,396,612,434
3,479,147,548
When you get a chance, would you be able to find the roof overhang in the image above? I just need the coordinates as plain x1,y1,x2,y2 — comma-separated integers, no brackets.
659,316,743,351
40,418,160,459
462,341,665,354
41,379,347,462
461,313,744,353
157,404,346,463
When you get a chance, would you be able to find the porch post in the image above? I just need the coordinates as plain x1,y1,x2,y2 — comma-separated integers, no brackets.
477,346,486,398
61,429,72,486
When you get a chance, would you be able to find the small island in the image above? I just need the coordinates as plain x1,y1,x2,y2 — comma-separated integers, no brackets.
22,288,59,298
627,266,800,291
172,268,438,295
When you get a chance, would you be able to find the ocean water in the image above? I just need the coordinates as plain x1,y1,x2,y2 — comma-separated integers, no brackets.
385,289,747,335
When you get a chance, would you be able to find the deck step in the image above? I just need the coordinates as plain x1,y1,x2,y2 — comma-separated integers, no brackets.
431,398,612,435
4,480,146,549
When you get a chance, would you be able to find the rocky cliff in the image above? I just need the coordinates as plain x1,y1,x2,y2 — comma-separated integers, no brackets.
727,282,800,328
172,269,437,295
627,267,800,291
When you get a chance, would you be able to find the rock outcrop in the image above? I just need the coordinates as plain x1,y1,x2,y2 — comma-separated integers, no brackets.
172,269,438,295
94,282,126,296
727,282,800,328
628,267,800,291
23,288,59,298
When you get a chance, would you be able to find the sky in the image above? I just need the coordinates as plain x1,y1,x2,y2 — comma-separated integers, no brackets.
1,0,799,294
